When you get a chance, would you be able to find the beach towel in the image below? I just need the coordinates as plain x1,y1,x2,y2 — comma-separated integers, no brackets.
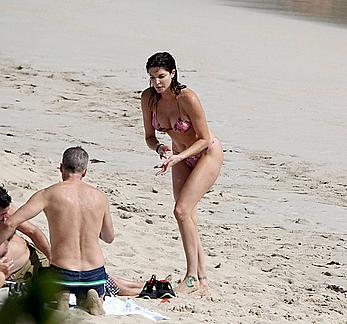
69,294,169,321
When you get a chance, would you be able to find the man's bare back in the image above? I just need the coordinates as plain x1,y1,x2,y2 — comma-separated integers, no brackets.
42,179,112,270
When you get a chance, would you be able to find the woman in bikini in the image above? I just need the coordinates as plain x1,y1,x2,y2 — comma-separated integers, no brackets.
141,52,223,294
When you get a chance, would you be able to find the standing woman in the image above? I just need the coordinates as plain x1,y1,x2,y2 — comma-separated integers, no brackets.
141,52,223,294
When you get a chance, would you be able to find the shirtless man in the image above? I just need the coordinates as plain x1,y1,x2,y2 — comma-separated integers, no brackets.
0,146,114,315
0,185,143,298
0,186,50,288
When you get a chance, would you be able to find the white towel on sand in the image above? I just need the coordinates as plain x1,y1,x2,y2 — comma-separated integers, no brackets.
69,294,169,321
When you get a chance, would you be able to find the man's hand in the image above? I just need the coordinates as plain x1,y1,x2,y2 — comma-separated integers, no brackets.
0,256,14,278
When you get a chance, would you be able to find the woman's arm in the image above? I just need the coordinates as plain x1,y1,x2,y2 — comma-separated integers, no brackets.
141,89,170,158
141,89,160,150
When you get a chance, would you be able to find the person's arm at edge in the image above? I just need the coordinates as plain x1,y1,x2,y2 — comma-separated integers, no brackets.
17,221,51,261
0,256,14,287
141,89,161,151
0,190,46,245
99,195,114,244
0,271,5,288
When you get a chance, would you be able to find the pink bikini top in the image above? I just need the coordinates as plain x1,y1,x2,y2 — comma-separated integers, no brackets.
152,100,192,133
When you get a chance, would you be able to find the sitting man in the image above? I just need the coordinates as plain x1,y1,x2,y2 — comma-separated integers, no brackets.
0,185,50,288
0,146,114,315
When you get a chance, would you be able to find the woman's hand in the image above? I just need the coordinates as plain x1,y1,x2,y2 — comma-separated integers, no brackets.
154,154,183,175
156,144,171,159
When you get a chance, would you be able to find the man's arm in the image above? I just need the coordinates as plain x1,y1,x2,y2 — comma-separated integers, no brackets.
0,190,46,245
17,221,51,261
99,196,114,244
0,256,14,287
0,240,13,287
0,271,5,288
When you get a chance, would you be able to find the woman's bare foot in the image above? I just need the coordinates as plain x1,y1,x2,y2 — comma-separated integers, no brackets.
175,275,199,294
198,276,209,295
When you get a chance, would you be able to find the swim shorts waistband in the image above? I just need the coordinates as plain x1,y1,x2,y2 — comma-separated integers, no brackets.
49,264,106,287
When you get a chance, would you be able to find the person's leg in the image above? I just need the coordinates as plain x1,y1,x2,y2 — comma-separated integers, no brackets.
76,286,105,316
172,161,199,291
172,141,223,293
85,289,105,316
41,265,70,310
83,268,106,315
191,208,208,291
110,275,143,296
54,266,106,315
56,290,70,311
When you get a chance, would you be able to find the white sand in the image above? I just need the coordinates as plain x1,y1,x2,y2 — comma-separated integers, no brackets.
0,0,346,322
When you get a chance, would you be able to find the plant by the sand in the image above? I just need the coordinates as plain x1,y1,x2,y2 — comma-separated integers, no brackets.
0,271,60,324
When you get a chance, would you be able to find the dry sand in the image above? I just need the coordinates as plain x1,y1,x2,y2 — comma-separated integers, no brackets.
0,0,346,323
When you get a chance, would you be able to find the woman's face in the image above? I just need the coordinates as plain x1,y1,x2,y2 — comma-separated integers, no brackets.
148,67,175,94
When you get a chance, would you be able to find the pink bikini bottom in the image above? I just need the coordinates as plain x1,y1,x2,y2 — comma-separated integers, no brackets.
185,138,217,168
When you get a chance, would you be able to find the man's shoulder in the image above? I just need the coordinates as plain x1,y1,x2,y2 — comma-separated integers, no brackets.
43,182,62,190
44,181,107,202
42,183,62,196
81,182,107,201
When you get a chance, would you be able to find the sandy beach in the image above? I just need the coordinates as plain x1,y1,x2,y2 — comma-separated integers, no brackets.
0,0,346,323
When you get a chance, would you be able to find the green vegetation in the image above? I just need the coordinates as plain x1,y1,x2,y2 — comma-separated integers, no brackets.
0,272,60,324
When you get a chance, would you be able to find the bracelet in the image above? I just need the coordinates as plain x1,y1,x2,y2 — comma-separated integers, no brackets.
156,143,164,154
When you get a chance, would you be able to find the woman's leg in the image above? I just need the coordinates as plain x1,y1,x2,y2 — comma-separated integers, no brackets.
192,210,208,290
172,141,223,293
172,161,199,289
189,206,207,289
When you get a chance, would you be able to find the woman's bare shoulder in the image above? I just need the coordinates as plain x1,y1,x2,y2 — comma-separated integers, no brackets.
141,87,152,99
179,88,200,106
141,88,152,113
